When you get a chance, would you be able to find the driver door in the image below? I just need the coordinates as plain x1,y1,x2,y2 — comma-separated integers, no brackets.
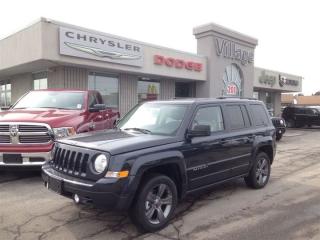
183,104,231,190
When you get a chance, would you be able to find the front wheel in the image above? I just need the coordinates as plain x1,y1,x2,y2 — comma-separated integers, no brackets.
245,152,271,189
130,174,178,232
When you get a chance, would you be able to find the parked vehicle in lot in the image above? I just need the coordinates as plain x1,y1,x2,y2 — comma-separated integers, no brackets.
282,106,320,128
42,98,276,232
271,117,286,140
0,89,119,167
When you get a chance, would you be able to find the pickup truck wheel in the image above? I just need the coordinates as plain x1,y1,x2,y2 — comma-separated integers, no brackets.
245,152,271,189
130,174,177,232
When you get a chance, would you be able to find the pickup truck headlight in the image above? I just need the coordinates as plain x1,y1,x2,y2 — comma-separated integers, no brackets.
94,154,109,173
52,127,76,139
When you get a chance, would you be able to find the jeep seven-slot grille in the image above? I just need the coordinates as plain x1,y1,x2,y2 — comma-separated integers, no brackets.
52,147,89,177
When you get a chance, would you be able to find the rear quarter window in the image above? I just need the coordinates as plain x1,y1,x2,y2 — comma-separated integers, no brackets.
250,104,269,126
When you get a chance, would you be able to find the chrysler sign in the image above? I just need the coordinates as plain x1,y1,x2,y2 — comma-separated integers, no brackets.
59,27,144,67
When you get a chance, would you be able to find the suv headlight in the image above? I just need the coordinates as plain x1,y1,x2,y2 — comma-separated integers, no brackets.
280,119,284,125
94,154,109,173
52,127,76,139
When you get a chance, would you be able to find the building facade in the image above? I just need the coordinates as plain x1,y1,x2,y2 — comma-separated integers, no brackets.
0,18,302,116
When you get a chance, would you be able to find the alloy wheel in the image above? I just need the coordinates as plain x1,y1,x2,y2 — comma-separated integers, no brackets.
256,157,269,186
145,183,173,225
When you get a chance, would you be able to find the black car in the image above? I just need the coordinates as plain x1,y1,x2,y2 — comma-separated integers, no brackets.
42,99,276,232
271,117,286,140
282,106,320,128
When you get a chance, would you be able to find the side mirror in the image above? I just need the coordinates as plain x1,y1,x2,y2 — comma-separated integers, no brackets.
89,104,106,112
187,125,211,138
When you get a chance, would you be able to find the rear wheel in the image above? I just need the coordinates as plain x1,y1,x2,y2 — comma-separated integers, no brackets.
286,119,295,128
130,174,178,232
276,133,283,141
245,152,271,189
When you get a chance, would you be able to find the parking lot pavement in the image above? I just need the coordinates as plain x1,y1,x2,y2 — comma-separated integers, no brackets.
1,129,320,240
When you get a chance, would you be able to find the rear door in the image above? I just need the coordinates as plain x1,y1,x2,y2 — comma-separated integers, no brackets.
220,104,254,177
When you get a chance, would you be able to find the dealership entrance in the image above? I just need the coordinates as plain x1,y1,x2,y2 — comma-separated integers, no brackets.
175,82,196,98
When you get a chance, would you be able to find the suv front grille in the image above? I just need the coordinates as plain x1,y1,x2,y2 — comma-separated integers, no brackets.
0,123,52,144
52,146,90,177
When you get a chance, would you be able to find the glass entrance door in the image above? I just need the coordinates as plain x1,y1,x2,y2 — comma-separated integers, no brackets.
175,82,195,98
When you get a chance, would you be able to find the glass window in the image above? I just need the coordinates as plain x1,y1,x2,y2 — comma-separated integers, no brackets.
34,78,48,90
138,81,160,103
33,72,48,90
13,91,84,110
226,105,245,130
192,106,224,132
0,83,11,107
117,103,188,136
88,73,119,108
250,104,269,126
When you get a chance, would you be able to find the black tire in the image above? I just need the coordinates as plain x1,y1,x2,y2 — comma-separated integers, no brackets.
276,133,282,141
245,152,271,189
130,174,178,232
286,119,295,128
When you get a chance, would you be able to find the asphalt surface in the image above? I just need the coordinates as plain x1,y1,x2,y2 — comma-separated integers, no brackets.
0,128,320,240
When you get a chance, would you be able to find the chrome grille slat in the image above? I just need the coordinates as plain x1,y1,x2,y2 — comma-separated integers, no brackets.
19,125,48,132
0,135,10,143
0,123,52,144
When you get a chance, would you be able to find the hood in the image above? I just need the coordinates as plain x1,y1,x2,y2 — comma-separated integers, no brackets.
60,129,180,155
0,108,83,127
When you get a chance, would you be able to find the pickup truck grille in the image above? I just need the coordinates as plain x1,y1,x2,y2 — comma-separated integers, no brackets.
52,146,90,177
0,123,52,144
0,135,10,144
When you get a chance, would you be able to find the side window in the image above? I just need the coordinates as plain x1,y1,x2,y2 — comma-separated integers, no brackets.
95,93,103,104
226,105,245,130
88,94,98,108
250,104,269,126
241,105,251,126
192,106,224,132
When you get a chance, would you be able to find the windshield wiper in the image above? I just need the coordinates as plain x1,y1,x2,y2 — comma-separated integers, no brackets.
123,128,152,134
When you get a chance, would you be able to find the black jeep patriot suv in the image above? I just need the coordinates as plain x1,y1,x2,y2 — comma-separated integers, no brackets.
42,98,276,232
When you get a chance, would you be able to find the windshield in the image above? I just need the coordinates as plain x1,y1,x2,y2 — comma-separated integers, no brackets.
117,103,189,136
13,91,85,110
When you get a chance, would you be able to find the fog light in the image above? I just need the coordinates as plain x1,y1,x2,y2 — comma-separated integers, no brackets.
74,194,80,204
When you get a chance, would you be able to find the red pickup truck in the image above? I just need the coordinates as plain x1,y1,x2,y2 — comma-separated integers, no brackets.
0,89,120,167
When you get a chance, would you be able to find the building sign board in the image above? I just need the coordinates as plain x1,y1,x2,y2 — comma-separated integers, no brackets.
223,65,242,97
215,38,254,65
259,70,276,87
153,55,203,72
59,27,144,67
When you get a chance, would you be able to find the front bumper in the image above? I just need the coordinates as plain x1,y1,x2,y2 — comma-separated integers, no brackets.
0,151,51,167
42,166,132,210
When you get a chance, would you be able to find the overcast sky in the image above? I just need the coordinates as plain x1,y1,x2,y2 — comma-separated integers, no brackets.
0,0,318,94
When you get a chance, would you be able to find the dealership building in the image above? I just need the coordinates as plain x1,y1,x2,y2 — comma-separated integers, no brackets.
0,18,302,116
